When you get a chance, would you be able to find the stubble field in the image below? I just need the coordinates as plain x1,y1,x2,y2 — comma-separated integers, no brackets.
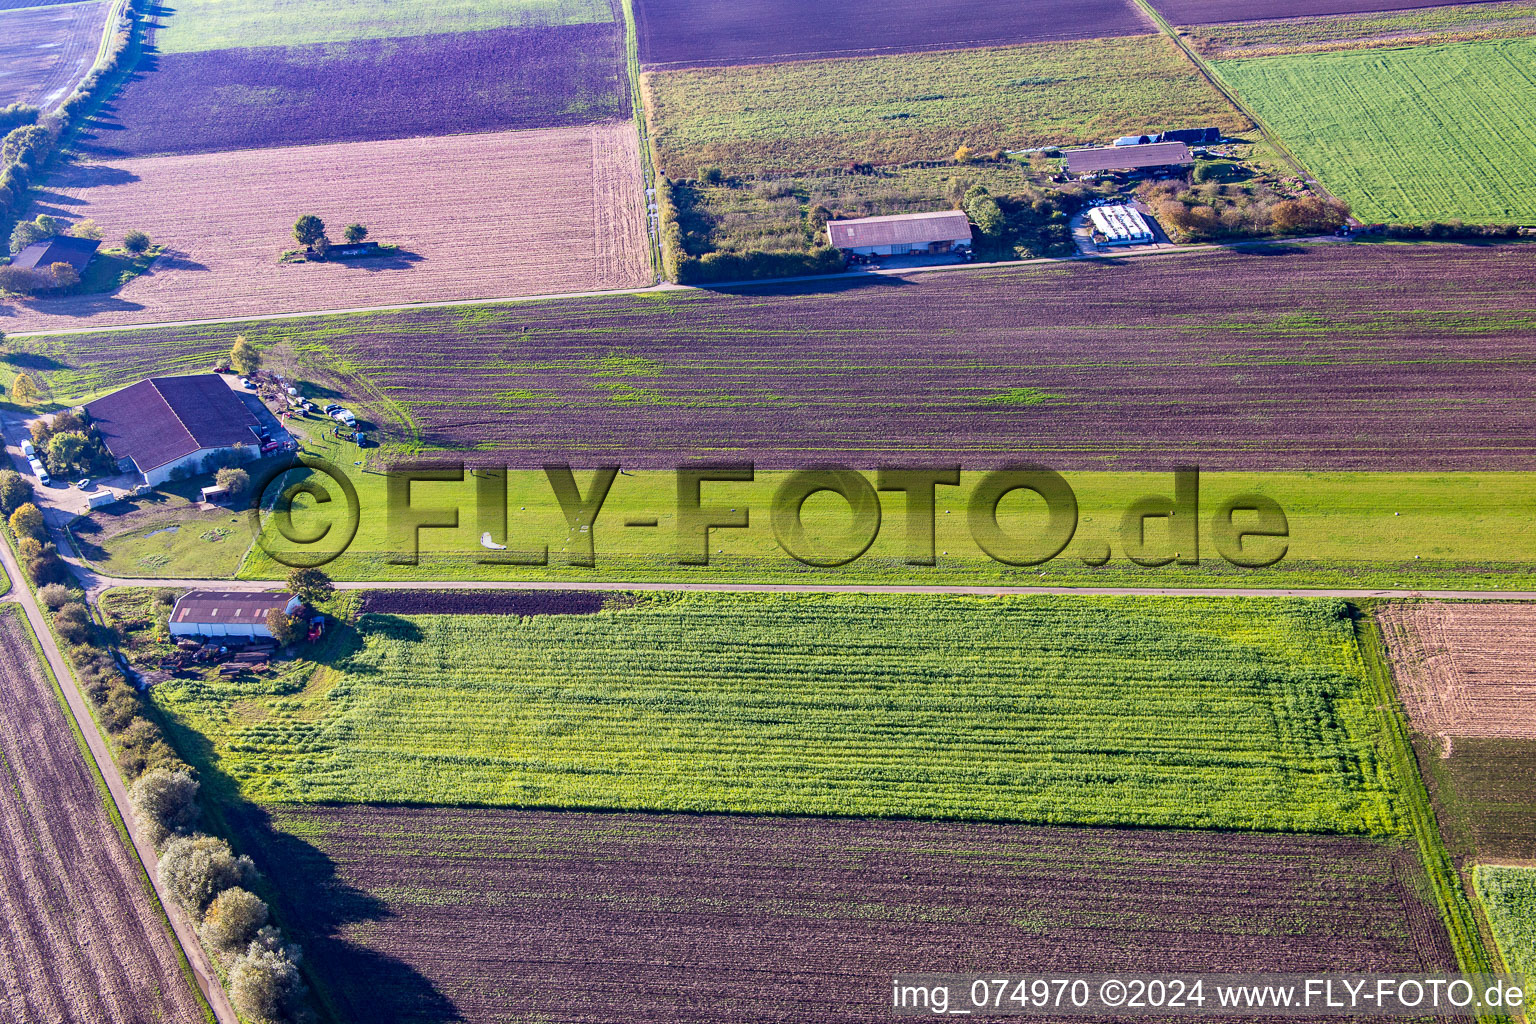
1378,602,1536,863
1153,0,1514,24
227,805,1455,1024
79,23,629,157
0,610,203,1024
635,0,1151,67
1186,1,1536,57
0,0,111,110
643,35,1248,176
2,124,651,332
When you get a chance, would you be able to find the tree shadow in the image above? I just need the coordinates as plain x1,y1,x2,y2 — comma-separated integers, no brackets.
354,614,424,643
702,271,914,298
338,250,426,273
2,352,67,371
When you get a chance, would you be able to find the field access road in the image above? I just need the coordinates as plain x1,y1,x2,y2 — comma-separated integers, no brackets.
3,235,1348,340
70,567,1536,603
0,523,240,1023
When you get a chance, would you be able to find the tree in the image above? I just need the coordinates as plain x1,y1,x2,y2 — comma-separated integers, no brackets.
342,223,368,244
129,766,199,847
68,218,104,240
45,430,88,477
285,566,332,605
227,932,305,1022
123,229,151,254
229,335,260,376
200,888,268,951
9,219,46,254
8,501,44,540
216,467,249,497
953,144,975,164
1,124,50,167
156,834,254,917
36,582,72,610
265,609,303,647
47,262,79,290
32,214,62,237
0,102,39,133
293,214,326,249
10,373,39,405
0,469,32,515
53,602,93,645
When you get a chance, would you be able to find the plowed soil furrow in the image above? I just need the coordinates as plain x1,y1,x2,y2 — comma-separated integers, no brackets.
0,612,204,1024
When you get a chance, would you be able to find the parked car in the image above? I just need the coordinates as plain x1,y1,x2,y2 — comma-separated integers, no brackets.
20,441,35,457
322,403,341,414
76,478,91,490
30,460,50,485
240,377,256,389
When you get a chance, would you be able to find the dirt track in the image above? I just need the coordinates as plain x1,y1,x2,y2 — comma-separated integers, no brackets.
0,611,204,1023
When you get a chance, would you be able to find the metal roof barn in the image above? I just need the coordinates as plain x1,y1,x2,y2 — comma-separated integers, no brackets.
1063,141,1193,175
83,374,264,486
825,210,973,255
10,235,100,273
169,591,301,639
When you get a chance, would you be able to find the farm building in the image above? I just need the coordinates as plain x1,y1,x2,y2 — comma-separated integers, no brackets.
1089,205,1155,245
825,210,972,256
1157,127,1223,146
169,591,301,640
84,374,264,486
1063,141,1193,177
10,235,100,274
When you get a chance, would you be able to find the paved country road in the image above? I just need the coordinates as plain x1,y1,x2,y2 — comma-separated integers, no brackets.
0,531,240,1024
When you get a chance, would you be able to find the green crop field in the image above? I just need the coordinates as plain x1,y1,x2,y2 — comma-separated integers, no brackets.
154,593,1403,833
1217,38,1536,223
643,35,1249,177
1473,865,1536,976
1188,2,1536,58
152,0,614,53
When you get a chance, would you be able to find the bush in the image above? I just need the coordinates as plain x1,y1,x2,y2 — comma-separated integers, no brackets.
69,219,104,240
37,582,72,610
7,501,44,540
0,102,39,133
266,609,303,647
123,229,151,254
343,223,368,244
47,262,80,290
157,835,255,917
156,588,179,606
129,766,199,847
675,246,845,285
215,467,249,497
0,265,42,295
227,929,305,1022
200,888,268,952
229,336,260,376
0,470,31,515
54,602,95,645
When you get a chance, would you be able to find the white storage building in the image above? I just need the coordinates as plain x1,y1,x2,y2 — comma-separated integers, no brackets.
169,591,302,640
1089,204,1155,245
826,210,972,256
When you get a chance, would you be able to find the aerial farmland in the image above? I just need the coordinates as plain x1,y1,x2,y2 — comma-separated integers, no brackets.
0,0,1534,1018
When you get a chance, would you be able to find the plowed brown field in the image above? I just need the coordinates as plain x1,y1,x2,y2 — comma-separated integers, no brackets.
1379,602,1536,741
2,124,651,332
0,609,203,1024
0,0,110,110
232,805,1455,1024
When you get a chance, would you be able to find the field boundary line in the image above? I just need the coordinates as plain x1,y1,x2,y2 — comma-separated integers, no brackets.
1352,601,1508,1024
1129,0,1340,202
0,530,238,1024
619,0,663,279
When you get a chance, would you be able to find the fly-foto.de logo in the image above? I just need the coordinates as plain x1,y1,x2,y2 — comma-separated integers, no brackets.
248,460,1287,571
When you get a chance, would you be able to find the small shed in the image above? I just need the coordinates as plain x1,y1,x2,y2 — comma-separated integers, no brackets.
1157,127,1223,146
169,591,301,639
86,490,120,510
200,485,230,504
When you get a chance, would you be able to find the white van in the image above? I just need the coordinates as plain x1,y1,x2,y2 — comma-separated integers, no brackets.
29,459,49,485
20,441,35,458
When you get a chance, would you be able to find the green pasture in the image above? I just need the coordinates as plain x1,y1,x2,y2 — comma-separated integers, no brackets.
643,35,1249,176
71,486,247,579
236,435,1536,589
1473,865,1536,977
154,593,1401,832
1217,38,1536,223
152,0,614,54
